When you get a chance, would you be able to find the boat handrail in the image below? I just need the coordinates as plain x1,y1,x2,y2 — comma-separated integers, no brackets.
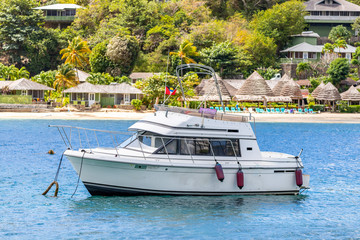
50,125,243,166
154,105,249,123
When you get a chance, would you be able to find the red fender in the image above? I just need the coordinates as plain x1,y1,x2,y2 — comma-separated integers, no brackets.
215,162,224,182
295,168,303,187
237,169,244,189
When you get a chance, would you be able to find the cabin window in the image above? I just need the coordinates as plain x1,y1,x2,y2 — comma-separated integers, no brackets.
157,139,178,154
195,139,211,155
212,139,240,156
139,135,152,146
180,138,240,156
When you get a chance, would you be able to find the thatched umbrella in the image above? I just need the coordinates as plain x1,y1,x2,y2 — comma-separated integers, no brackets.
316,82,341,101
235,71,274,97
194,77,235,104
272,73,292,96
340,85,360,104
279,80,303,106
316,82,341,110
311,82,325,98
280,80,303,100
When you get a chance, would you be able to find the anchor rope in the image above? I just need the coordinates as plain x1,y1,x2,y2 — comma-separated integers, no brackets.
42,151,65,197
71,150,86,198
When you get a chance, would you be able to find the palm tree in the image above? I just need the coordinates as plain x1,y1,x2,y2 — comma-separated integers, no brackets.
170,40,199,64
60,36,91,69
3,65,19,80
15,67,30,79
53,64,78,91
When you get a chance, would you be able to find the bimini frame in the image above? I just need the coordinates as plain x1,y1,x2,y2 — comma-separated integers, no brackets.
175,64,225,112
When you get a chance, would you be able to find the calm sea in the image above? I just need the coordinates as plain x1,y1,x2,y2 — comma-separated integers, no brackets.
0,120,359,239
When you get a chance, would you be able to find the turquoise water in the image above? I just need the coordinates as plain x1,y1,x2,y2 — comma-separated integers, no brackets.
1,120,360,239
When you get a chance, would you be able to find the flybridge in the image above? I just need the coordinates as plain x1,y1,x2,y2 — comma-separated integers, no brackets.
155,105,249,123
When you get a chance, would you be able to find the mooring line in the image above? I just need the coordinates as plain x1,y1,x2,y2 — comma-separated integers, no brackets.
71,150,86,198
42,151,65,197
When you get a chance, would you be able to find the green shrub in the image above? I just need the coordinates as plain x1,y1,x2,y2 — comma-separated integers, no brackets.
338,103,360,113
312,104,325,112
131,99,142,111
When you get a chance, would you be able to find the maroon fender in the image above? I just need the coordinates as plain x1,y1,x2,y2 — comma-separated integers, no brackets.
295,168,303,187
215,163,224,182
237,169,244,189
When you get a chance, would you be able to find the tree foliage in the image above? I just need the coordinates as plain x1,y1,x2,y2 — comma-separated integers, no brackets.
327,58,350,87
87,72,114,85
106,35,140,75
54,64,78,90
250,0,307,50
200,41,239,77
60,37,91,69
0,63,30,80
328,25,352,42
0,0,44,65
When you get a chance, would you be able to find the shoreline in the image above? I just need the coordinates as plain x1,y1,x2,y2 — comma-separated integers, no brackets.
1,111,360,123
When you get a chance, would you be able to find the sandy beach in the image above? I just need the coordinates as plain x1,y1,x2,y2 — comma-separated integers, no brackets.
1,110,360,123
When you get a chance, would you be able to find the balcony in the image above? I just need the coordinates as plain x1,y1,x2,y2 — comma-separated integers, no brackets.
44,16,75,22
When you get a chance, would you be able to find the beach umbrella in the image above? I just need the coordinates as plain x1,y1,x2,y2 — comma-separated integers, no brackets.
311,82,325,98
235,71,274,96
340,85,360,104
195,77,236,102
316,82,341,101
280,80,303,100
272,73,292,96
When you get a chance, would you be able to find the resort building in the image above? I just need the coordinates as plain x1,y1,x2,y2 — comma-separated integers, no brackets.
34,4,82,28
129,72,156,84
280,42,356,63
64,82,143,107
0,78,53,104
304,0,360,37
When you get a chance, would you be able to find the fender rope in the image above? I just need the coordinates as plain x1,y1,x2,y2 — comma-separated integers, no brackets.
42,152,65,197
71,150,86,198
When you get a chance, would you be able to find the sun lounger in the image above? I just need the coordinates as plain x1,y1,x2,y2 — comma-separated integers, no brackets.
225,107,230,112
210,107,214,109
297,109,303,114
304,108,308,113
271,108,275,113
281,108,285,113
215,107,219,111
275,108,280,113
309,108,314,114
266,108,271,113
231,107,236,112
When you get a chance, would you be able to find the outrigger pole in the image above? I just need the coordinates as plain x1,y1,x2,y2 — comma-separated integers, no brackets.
175,64,225,112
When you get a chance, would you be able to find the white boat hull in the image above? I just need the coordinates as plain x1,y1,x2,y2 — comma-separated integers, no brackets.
66,151,308,196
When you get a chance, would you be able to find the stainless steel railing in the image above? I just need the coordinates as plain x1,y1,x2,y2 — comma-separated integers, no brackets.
50,125,243,166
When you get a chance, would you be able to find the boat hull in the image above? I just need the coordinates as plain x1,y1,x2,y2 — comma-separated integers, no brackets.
66,152,308,196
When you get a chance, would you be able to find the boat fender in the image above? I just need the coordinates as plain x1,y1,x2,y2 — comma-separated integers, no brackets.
237,169,244,189
295,168,303,187
215,162,224,182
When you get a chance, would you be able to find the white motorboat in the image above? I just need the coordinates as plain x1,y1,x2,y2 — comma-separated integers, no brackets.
52,64,309,196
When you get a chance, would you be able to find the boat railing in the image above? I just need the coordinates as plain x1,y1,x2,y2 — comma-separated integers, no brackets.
49,125,134,154
50,125,242,166
155,105,249,123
